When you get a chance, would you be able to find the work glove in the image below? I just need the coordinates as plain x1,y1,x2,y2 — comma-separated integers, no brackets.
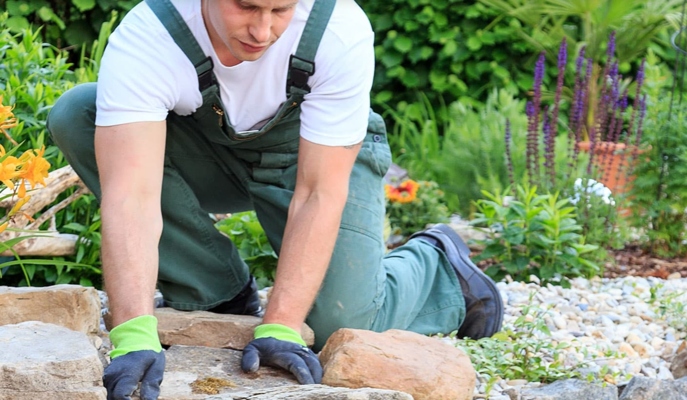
241,323,322,384
103,315,166,400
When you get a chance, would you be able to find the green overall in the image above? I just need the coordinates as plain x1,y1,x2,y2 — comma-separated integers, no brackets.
47,0,465,350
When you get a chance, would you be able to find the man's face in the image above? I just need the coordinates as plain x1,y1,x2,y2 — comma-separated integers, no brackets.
203,0,299,66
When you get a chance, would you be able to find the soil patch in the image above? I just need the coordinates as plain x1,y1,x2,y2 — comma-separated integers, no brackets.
604,245,687,279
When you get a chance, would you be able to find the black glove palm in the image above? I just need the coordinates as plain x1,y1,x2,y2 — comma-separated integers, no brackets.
103,350,165,400
241,337,322,384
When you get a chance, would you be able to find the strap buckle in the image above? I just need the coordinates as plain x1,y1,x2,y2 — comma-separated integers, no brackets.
286,54,316,93
195,56,217,92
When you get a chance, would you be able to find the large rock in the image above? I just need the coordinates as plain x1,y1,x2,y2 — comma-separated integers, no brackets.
155,308,315,349
159,345,410,400
319,328,475,400
520,379,617,399
0,321,106,399
0,285,100,335
0,284,100,335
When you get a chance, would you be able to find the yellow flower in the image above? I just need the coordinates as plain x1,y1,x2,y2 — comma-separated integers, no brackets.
0,155,20,190
0,96,18,145
385,179,420,204
0,221,8,234
18,146,50,188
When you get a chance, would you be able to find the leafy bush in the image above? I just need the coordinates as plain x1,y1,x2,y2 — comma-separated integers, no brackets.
360,0,541,109
470,184,600,286
387,89,532,215
384,179,450,239
215,211,277,289
0,0,137,54
0,96,101,287
479,0,682,72
628,98,687,257
0,13,106,287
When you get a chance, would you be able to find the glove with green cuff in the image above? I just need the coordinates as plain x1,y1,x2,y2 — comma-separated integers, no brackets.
241,323,322,384
103,315,165,400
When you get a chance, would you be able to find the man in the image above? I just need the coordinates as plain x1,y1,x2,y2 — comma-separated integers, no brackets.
47,0,504,399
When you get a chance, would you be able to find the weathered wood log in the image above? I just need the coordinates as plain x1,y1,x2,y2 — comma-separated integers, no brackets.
0,165,90,256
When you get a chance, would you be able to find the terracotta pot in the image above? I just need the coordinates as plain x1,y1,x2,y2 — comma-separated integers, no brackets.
576,140,641,197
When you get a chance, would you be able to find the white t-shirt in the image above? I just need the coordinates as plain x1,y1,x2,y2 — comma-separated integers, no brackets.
95,0,374,146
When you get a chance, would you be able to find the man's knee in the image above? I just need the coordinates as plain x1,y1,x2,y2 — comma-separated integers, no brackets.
48,83,97,148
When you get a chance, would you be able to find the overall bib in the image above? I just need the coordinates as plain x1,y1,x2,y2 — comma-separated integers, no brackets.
47,0,465,350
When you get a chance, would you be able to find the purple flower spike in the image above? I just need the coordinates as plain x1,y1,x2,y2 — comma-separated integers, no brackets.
505,119,515,191
609,62,619,81
526,101,535,117
535,52,546,89
558,37,568,70
636,58,646,88
607,31,616,60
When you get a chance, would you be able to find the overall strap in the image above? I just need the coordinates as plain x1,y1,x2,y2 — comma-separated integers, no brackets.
287,0,336,96
144,0,216,94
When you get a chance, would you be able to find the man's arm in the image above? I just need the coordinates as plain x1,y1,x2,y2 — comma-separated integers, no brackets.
261,137,361,331
95,121,167,327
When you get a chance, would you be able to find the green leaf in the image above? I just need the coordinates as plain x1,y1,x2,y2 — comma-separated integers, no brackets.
4,17,29,38
6,1,34,16
393,36,413,53
72,0,97,12
466,36,482,51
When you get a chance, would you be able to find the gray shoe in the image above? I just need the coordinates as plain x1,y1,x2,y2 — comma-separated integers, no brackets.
410,224,504,339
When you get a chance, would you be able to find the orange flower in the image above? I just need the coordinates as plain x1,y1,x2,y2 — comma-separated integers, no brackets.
18,146,50,188
385,179,420,204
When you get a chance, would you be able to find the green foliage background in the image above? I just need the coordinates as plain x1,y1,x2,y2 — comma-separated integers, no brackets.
360,0,542,109
0,0,137,51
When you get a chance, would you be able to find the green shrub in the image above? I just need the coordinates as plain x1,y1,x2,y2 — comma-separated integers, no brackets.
628,98,687,257
0,13,106,287
387,89,532,215
0,0,137,53
470,184,600,286
384,179,450,239
215,211,278,289
360,0,541,109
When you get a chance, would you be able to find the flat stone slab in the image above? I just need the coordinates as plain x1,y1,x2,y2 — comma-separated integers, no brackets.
160,345,298,399
159,345,412,400
0,321,106,399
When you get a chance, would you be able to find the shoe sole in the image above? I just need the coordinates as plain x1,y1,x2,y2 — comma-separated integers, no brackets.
430,224,504,338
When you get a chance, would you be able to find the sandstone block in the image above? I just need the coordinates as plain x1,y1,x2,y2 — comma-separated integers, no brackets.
0,284,100,335
0,321,106,399
319,328,475,400
155,308,315,349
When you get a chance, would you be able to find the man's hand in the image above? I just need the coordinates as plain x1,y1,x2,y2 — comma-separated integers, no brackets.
103,350,165,400
105,315,165,399
241,324,322,384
